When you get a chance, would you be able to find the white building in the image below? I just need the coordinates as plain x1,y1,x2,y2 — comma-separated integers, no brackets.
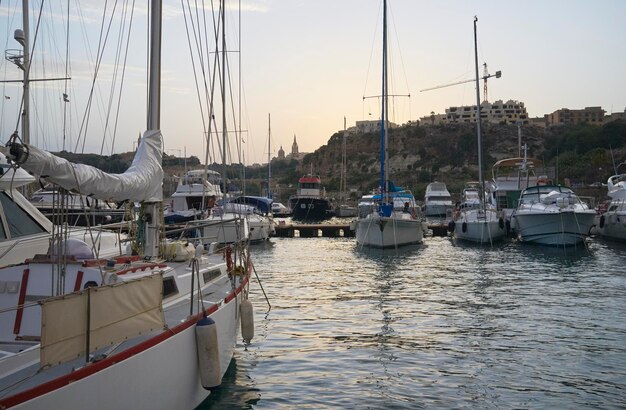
420,100,529,125
346,120,398,135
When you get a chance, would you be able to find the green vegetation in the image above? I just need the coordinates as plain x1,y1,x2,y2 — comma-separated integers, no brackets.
48,120,625,204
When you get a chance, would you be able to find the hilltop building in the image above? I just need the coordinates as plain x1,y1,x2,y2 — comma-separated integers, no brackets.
291,135,299,155
419,100,529,125
547,106,604,125
345,119,398,135
272,135,308,162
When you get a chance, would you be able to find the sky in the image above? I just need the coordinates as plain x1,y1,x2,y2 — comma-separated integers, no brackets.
1,0,625,166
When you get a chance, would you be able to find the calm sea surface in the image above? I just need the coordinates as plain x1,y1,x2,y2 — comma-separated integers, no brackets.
201,233,626,409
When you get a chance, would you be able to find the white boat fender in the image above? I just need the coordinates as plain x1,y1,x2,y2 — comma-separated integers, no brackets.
195,316,222,390
462,222,467,233
241,299,254,343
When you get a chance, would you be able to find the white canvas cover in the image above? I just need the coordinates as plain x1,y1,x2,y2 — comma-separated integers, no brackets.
40,273,165,367
10,130,163,202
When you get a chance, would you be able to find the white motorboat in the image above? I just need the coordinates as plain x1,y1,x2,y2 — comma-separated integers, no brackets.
222,196,275,242
511,185,596,246
596,174,626,242
0,1,253,408
165,170,250,245
423,181,453,217
354,0,424,249
271,202,291,216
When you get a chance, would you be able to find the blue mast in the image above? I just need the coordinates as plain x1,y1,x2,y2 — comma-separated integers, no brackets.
380,0,388,203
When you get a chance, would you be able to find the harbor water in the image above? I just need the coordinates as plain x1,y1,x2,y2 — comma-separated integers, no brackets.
201,235,626,409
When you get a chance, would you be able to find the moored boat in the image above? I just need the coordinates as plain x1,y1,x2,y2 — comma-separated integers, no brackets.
288,174,331,222
0,1,254,407
596,173,626,242
511,185,596,246
451,17,505,245
354,0,424,249
423,181,453,217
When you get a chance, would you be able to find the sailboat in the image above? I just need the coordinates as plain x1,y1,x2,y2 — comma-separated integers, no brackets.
335,117,356,217
0,1,253,408
596,172,626,242
452,17,505,244
355,0,424,248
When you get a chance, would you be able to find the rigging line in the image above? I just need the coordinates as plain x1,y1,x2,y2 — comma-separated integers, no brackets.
181,0,207,132
362,1,382,101
12,0,45,135
388,3,411,109
74,0,120,153
182,0,215,169
224,46,242,165
100,0,135,155
109,0,135,155
100,0,128,155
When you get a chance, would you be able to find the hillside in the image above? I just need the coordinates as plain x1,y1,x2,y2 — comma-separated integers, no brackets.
46,120,626,203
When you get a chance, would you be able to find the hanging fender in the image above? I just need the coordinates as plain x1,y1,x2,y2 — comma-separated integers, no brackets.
195,316,222,390
462,222,467,233
599,214,605,228
498,217,505,229
448,220,456,232
241,299,254,343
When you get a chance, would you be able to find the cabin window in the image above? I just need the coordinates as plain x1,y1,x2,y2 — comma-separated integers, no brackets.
0,192,47,238
203,268,222,283
162,276,179,298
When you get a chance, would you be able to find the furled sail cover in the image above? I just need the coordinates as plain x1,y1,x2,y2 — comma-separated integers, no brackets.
7,129,163,202
40,273,165,367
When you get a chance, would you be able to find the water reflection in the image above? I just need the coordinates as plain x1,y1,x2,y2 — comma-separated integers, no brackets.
206,237,626,409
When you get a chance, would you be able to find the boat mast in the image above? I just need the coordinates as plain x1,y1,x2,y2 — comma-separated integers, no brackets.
221,0,227,197
473,16,484,211
340,116,346,204
380,0,388,203
267,113,271,198
143,0,162,259
20,0,30,144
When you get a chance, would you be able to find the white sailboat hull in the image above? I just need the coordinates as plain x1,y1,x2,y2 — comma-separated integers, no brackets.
248,214,275,242
198,213,250,244
356,212,423,248
16,301,239,409
454,209,506,244
596,207,626,242
0,258,248,409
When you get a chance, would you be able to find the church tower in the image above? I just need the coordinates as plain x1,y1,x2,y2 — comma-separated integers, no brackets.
278,145,285,160
291,134,299,155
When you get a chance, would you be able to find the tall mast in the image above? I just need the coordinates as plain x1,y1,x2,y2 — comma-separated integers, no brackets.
267,113,271,198
147,0,161,131
20,0,30,144
340,116,346,203
221,0,227,196
473,16,484,210
142,0,162,259
380,0,388,202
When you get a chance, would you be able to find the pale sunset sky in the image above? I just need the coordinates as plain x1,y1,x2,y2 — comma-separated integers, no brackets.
1,0,625,165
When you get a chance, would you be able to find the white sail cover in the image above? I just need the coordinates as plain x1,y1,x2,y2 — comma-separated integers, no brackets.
10,130,163,202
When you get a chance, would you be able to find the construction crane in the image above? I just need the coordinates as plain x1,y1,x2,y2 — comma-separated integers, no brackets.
420,63,501,102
